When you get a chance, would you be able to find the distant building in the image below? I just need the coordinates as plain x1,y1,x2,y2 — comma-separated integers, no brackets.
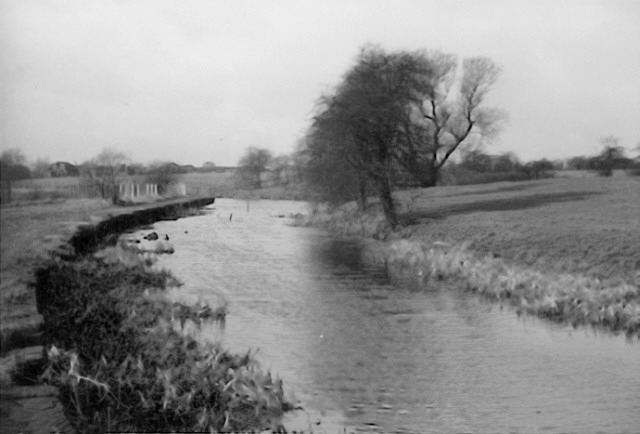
48,161,79,177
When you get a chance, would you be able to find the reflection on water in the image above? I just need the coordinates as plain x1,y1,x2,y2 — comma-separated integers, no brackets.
145,199,640,433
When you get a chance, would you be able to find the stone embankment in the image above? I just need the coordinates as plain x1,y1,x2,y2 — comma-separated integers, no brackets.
0,197,214,434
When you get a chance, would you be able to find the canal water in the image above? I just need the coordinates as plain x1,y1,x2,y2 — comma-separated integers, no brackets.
140,199,639,433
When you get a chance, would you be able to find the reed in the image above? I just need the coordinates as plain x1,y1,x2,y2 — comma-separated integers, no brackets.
294,202,393,239
385,240,640,337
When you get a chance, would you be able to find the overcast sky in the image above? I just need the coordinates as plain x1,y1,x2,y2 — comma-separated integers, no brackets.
1,0,639,167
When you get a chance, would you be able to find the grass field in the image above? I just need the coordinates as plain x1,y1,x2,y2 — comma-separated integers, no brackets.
393,176,639,284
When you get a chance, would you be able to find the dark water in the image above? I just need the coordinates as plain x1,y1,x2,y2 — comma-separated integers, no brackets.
144,199,640,433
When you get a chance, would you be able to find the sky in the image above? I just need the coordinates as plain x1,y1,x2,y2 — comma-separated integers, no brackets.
1,0,639,167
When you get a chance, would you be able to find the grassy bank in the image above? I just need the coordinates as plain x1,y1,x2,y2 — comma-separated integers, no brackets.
302,177,640,336
36,255,290,432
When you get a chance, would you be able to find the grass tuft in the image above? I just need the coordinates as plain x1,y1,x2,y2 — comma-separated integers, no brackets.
385,240,640,337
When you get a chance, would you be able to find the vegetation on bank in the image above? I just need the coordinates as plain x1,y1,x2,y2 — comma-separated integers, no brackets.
298,177,640,337
36,256,291,432
386,241,639,337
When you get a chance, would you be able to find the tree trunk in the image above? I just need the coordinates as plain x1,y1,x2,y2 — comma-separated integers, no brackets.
377,177,397,228
421,169,438,187
355,177,368,211
421,157,439,187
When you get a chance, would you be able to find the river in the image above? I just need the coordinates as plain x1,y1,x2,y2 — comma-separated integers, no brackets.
138,198,639,433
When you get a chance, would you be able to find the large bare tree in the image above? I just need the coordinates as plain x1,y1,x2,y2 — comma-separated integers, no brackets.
395,53,506,186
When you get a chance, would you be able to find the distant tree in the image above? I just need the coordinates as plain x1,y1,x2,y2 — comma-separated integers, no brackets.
81,147,129,204
566,156,591,170
269,154,292,185
31,158,51,178
522,159,555,179
493,153,520,172
145,162,182,195
126,163,146,176
48,161,80,177
1,148,31,203
460,149,493,172
594,136,626,177
237,147,272,189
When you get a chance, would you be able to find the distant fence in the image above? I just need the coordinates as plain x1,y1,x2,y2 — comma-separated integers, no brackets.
119,183,158,199
119,183,186,200
0,178,188,205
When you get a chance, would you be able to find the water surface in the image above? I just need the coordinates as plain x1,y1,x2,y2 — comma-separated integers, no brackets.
144,199,640,433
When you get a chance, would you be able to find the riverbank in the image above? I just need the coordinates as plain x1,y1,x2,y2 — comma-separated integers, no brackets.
1,196,291,432
300,177,640,337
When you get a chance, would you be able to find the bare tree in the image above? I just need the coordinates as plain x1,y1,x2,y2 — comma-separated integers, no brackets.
397,53,506,186
145,161,182,195
237,147,272,189
82,147,129,204
1,148,30,203
595,136,626,177
269,154,292,185
31,157,51,178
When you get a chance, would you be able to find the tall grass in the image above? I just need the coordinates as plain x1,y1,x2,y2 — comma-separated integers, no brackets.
293,202,394,239
385,240,640,337
36,257,291,432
